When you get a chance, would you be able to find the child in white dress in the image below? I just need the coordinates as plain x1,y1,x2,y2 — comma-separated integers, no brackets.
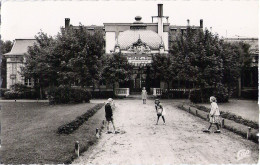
204,96,221,133
142,87,147,104
155,99,166,125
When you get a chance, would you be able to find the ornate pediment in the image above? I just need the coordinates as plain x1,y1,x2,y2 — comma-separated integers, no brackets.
127,38,151,54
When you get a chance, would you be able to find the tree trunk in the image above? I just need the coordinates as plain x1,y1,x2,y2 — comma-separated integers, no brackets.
167,81,170,99
92,81,95,92
40,85,43,100
113,83,115,98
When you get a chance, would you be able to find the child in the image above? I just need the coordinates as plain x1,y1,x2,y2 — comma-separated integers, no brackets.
105,98,116,133
203,96,221,133
155,99,166,125
142,87,147,104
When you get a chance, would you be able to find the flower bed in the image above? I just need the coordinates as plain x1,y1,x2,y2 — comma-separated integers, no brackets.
190,104,259,129
57,103,104,134
178,104,259,143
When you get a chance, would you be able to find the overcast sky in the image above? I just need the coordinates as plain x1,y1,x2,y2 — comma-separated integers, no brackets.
1,0,259,41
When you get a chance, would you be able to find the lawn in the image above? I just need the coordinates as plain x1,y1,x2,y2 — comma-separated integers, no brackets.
198,99,259,123
0,102,105,164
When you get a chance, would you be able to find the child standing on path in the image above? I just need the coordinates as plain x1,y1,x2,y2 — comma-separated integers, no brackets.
155,99,166,125
142,87,147,104
204,96,221,133
105,98,116,133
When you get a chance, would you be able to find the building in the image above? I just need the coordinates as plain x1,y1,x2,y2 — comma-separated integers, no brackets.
4,39,36,89
63,4,202,93
224,37,258,99
5,4,203,94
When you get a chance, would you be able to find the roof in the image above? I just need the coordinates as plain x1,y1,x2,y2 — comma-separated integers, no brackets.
118,29,162,50
224,38,259,54
4,39,36,56
169,25,201,30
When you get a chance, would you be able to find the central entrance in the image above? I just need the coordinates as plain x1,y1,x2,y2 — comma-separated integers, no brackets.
131,67,146,93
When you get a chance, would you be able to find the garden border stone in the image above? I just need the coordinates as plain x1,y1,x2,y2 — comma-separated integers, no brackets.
178,104,259,143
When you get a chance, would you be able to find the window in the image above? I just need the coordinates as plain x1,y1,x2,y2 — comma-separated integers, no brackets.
24,78,32,86
12,63,17,74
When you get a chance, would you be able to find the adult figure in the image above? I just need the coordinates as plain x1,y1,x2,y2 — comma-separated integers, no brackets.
141,87,147,104
105,98,116,133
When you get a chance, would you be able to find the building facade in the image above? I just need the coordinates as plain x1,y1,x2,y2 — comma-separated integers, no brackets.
4,39,36,89
63,4,203,93
2,4,210,94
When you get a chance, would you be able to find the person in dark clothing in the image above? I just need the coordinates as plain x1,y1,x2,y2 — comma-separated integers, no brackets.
105,98,116,133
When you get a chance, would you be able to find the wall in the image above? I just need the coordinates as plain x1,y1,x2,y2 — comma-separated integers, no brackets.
6,57,24,89
105,32,116,54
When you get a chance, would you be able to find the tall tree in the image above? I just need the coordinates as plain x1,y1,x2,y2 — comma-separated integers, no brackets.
23,24,105,97
102,53,133,95
151,54,176,96
170,28,244,102
55,24,104,89
22,31,58,98
1,40,13,88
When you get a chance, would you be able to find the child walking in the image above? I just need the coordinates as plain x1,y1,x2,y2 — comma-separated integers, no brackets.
155,99,166,125
203,96,221,133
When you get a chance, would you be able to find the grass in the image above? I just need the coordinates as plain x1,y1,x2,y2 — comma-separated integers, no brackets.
0,102,105,164
198,99,259,123
178,104,259,143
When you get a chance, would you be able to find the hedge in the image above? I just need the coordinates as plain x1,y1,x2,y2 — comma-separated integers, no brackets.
241,89,258,100
190,86,229,103
3,84,40,99
160,90,189,99
178,104,259,143
0,88,9,97
57,103,104,134
190,104,259,129
48,86,91,104
91,91,114,99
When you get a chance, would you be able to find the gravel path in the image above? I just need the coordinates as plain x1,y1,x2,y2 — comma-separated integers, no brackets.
74,99,258,164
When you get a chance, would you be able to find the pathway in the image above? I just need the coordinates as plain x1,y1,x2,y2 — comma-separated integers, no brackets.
74,99,259,164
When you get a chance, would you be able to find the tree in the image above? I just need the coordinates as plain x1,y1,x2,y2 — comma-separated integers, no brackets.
23,24,105,98
102,53,133,95
170,28,243,102
55,24,104,89
151,54,176,96
1,40,13,88
22,31,58,98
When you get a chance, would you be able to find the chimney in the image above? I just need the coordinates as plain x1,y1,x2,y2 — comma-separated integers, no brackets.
200,19,203,28
157,4,163,39
187,19,190,26
158,4,163,17
65,18,70,28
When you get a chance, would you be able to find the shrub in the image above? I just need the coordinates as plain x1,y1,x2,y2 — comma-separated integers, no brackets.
213,84,229,103
91,91,114,99
241,89,258,100
11,83,29,91
161,90,189,99
57,103,104,134
3,84,39,99
0,88,9,97
190,86,229,103
4,90,22,99
47,86,91,104
189,88,213,103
